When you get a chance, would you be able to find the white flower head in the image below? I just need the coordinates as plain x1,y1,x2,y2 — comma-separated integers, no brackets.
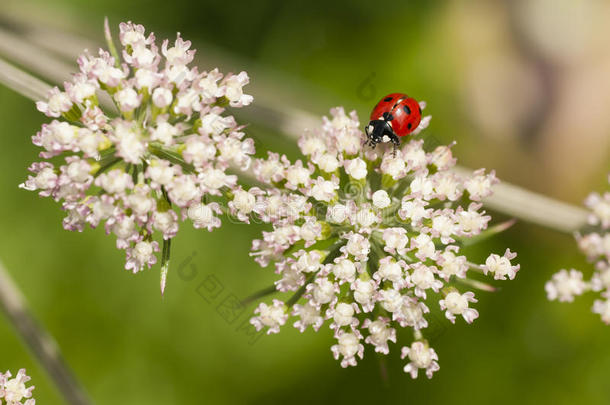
23,21,257,290
246,106,519,376
547,175,610,324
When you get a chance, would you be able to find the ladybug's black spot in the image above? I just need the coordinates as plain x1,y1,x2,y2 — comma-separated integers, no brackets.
407,123,412,129
383,112,394,121
403,105,411,115
383,97,393,102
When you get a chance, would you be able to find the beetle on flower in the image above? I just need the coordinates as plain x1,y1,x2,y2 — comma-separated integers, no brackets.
246,106,520,378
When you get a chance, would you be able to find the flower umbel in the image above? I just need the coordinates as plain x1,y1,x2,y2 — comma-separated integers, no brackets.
0,369,35,405
20,21,254,292
247,106,519,377
546,174,610,323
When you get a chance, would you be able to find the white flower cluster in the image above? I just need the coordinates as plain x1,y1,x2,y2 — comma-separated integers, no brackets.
546,174,610,323
20,21,254,290
0,369,35,405
248,107,519,377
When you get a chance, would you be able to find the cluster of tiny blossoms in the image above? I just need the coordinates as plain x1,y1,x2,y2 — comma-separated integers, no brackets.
247,106,520,378
0,369,35,405
546,174,610,324
20,21,254,291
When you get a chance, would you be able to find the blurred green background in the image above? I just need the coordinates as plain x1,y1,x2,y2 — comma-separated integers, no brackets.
1,0,610,404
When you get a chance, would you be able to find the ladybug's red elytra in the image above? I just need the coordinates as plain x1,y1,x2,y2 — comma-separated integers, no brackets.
364,93,423,154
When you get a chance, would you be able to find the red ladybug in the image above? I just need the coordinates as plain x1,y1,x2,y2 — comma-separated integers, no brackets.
365,93,422,153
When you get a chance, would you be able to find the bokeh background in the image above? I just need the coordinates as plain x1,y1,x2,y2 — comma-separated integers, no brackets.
1,0,610,404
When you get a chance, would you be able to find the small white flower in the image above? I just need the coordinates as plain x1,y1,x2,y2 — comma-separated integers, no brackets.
372,189,391,209
399,198,431,224
293,250,322,273
310,277,337,306
483,249,520,280
251,300,288,334
352,279,376,311
402,140,427,170
396,298,429,329
298,133,327,156
152,87,173,108
375,257,405,286
310,177,338,202
115,87,141,111
382,227,409,255
465,169,498,201
331,331,364,368
592,299,610,324
2,369,35,404
344,158,367,180
299,218,322,245
315,153,340,173
333,259,357,283
437,250,468,280
150,117,180,146
330,302,357,328
285,161,312,188
364,318,396,354
327,203,349,224
439,291,479,323
410,263,442,298
187,202,221,231
411,233,437,261
224,71,253,107
36,86,72,117
168,175,201,207
113,122,146,163
380,154,406,180
230,187,257,220
344,232,370,261
95,169,133,194
401,341,439,379
153,210,178,239
410,174,435,200
292,302,324,332
380,288,404,313
545,269,588,302
126,240,159,273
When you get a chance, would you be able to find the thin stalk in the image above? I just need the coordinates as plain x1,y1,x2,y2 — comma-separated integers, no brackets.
0,260,91,405
160,238,172,296
241,285,278,306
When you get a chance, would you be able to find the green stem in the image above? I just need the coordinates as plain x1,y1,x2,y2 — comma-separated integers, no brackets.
104,17,121,67
241,285,278,306
149,144,195,174
160,238,172,295
94,157,121,177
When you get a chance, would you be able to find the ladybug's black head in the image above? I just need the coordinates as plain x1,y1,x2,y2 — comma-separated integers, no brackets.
365,119,400,156
365,120,398,146
365,122,382,146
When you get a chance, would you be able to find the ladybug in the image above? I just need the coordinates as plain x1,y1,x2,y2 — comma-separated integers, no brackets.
364,93,423,154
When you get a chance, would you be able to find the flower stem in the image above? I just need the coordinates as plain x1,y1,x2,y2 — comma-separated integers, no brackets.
241,285,278,306
103,18,121,67
160,238,172,296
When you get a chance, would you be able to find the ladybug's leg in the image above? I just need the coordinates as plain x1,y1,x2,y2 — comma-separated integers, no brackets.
389,133,400,157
